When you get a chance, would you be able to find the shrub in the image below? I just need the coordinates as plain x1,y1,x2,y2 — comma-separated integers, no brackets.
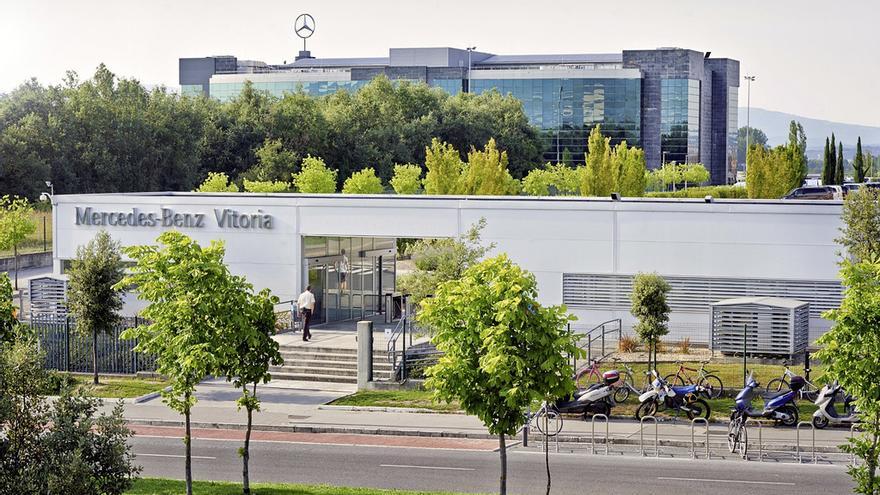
618,335,639,353
646,185,748,199
677,337,691,355
292,156,336,193
194,172,238,192
390,164,423,194
342,167,384,194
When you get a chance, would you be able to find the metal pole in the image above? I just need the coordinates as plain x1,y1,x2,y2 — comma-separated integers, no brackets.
743,323,748,387
42,216,47,252
65,316,71,372
744,75,755,176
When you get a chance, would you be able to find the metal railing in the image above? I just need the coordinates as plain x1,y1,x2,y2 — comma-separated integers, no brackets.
570,319,622,367
745,418,763,461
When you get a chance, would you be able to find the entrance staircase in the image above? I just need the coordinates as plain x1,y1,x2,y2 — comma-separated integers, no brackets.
270,344,393,384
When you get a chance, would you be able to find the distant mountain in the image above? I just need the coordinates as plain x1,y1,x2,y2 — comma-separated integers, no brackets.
737,108,880,157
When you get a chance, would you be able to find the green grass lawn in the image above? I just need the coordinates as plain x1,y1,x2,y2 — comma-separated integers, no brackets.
126,478,470,495
0,209,52,257
330,390,460,412
56,374,170,399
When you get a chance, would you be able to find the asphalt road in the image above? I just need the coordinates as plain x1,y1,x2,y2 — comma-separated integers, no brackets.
130,436,853,495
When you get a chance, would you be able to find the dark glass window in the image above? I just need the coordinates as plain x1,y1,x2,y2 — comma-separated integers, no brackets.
660,79,700,165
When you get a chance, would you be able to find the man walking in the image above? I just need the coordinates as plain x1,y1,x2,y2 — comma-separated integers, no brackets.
297,285,315,342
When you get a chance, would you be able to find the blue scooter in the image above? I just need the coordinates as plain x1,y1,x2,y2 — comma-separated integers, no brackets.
732,372,803,426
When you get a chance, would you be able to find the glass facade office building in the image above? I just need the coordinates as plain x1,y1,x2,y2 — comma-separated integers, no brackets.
180,47,739,183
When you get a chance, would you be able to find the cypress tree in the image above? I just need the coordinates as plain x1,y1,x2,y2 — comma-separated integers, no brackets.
836,142,845,185
830,134,838,185
854,137,866,183
822,137,834,185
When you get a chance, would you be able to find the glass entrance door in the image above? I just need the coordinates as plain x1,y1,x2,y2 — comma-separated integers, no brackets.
307,264,325,325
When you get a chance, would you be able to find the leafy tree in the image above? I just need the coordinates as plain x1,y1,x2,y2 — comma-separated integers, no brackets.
292,155,336,193
521,163,581,196
745,128,808,199
837,187,880,262
460,139,519,196
582,125,614,196
0,273,14,343
397,219,494,309
419,254,581,495
0,195,36,290
615,143,647,197
0,114,51,199
561,148,573,166
195,172,239,192
389,164,423,194
423,138,464,195
816,257,880,495
242,179,289,193
823,137,835,186
246,138,298,182
342,167,384,194
651,162,684,192
837,142,846,185
216,288,282,495
116,232,244,495
854,137,867,183
66,230,125,385
630,273,670,371
737,126,768,164
521,168,554,196
682,163,710,188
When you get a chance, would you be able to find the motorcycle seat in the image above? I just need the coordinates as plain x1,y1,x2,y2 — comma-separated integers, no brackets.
672,385,697,395
761,390,790,400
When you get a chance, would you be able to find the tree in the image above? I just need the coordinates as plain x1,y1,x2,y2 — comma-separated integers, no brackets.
737,126,768,164
460,139,519,196
854,137,867,183
66,230,125,385
829,134,838,185
242,179,289,193
246,138,299,183
195,172,239,192
216,288,282,495
419,254,582,495
521,163,581,196
582,125,614,196
397,219,494,309
682,163,710,189
292,155,336,193
745,131,808,199
823,137,835,186
630,273,670,371
116,232,244,495
0,195,36,290
837,142,846,185
521,168,554,196
837,187,880,262
423,138,464,195
816,257,880,494
389,164,423,194
0,273,14,343
342,167,384,194
652,162,683,192
615,144,647,197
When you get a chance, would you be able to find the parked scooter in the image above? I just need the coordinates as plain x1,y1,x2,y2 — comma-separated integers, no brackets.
635,370,710,420
554,370,619,419
731,371,803,426
812,381,859,429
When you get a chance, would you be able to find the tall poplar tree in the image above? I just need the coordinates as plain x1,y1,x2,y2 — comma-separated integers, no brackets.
823,137,834,186
854,137,867,183
837,142,845,185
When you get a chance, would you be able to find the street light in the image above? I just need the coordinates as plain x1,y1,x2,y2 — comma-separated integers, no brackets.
743,75,756,176
466,46,476,93
45,180,54,196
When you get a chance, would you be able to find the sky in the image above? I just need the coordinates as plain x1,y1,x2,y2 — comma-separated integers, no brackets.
1,0,878,126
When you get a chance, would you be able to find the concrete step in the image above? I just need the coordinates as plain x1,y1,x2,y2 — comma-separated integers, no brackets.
272,360,393,371
279,351,387,362
270,371,357,384
272,365,392,377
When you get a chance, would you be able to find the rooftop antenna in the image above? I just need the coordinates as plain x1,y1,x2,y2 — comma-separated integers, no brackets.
294,13,315,61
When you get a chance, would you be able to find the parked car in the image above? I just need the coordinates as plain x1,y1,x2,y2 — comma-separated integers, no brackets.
863,182,880,191
782,186,843,200
842,183,862,196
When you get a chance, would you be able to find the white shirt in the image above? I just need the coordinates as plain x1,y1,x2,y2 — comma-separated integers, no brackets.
297,290,315,311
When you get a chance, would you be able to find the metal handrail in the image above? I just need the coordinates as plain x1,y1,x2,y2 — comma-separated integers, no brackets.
570,319,622,366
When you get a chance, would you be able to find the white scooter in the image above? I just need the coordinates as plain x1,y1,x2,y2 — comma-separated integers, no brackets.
812,381,859,429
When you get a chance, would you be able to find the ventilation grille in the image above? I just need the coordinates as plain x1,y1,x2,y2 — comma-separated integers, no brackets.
562,273,841,320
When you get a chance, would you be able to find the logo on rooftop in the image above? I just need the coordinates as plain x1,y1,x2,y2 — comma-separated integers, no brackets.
295,14,315,39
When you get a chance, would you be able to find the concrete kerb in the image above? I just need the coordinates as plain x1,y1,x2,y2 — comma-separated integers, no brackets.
132,386,172,404
317,404,467,415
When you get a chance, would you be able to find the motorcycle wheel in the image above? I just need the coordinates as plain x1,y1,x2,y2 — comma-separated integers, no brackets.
779,404,799,427
685,398,711,420
812,415,829,429
636,400,658,420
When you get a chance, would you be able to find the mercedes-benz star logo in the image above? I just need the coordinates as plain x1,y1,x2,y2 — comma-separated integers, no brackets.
295,14,315,39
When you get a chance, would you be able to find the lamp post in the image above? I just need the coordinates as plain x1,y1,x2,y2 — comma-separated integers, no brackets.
466,46,476,93
743,75,756,175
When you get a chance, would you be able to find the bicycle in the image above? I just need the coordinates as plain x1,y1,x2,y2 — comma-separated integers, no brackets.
727,413,748,458
663,360,724,399
609,358,652,403
574,359,603,389
530,401,563,436
766,361,819,400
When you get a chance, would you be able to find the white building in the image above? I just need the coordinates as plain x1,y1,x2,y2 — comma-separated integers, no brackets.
51,193,844,343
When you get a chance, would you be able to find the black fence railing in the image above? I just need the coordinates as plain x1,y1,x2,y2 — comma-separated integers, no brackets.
25,316,156,374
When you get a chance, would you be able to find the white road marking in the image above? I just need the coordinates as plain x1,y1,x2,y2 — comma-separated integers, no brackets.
658,477,795,486
135,453,216,460
380,464,475,471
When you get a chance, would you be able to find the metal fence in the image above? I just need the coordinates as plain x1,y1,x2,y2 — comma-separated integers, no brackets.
25,316,156,374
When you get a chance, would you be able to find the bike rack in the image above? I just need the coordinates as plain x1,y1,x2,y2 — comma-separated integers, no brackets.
744,418,763,462
690,417,709,459
639,416,659,457
796,421,816,464
850,423,863,466
591,414,610,455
